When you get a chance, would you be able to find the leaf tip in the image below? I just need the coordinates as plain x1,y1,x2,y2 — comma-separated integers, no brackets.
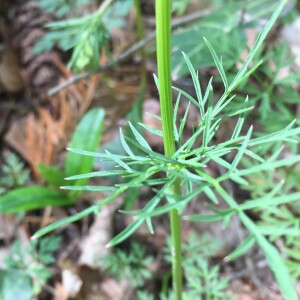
224,256,231,262
182,215,189,221
31,234,38,241
105,242,112,249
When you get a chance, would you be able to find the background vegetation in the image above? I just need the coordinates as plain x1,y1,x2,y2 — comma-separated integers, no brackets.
0,0,300,299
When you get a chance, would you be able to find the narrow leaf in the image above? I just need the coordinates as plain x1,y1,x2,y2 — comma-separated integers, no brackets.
239,211,297,300
119,128,135,158
138,122,163,137
229,0,289,91
204,37,228,90
107,218,144,247
32,188,125,239
225,235,255,261
105,150,134,172
145,112,161,121
61,186,116,192
230,126,253,172
187,213,229,223
0,186,74,213
172,86,201,109
173,92,181,142
178,102,190,140
240,192,300,211
128,122,152,150
182,52,204,116
65,108,105,186
65,170,126,180
203,186,219,204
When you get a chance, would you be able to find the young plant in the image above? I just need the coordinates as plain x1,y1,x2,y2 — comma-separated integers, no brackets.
163,233,223,266
163,233,231,299
231,40,300,282
259,203,300,281
1,236,61,297
171,0,296,79
100,242,153,288
162,257,233,300
35,0,134,72
234,41,300,134
33,1,299,299
0,153,30,196
0,108,105,213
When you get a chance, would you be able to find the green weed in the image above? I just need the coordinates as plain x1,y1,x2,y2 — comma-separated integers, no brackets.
2,236,61,296
30,1,299,299
0,153,30,196
0,108,104,213
100,242,153,288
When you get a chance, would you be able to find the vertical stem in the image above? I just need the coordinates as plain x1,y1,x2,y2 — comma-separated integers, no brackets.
96,0,113,16
155,0,175,157
133,0,147,119
169,190,183,300
134,0,147,81
124,0,147,209
155,1,183,299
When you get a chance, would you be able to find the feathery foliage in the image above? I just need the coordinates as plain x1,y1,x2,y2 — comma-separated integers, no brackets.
33,1,299,298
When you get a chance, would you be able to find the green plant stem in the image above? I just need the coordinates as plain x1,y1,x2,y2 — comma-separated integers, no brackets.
134,0,147,83
96,0,113,17
155,1,183,299
134,0,147,118
169,189,183,300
